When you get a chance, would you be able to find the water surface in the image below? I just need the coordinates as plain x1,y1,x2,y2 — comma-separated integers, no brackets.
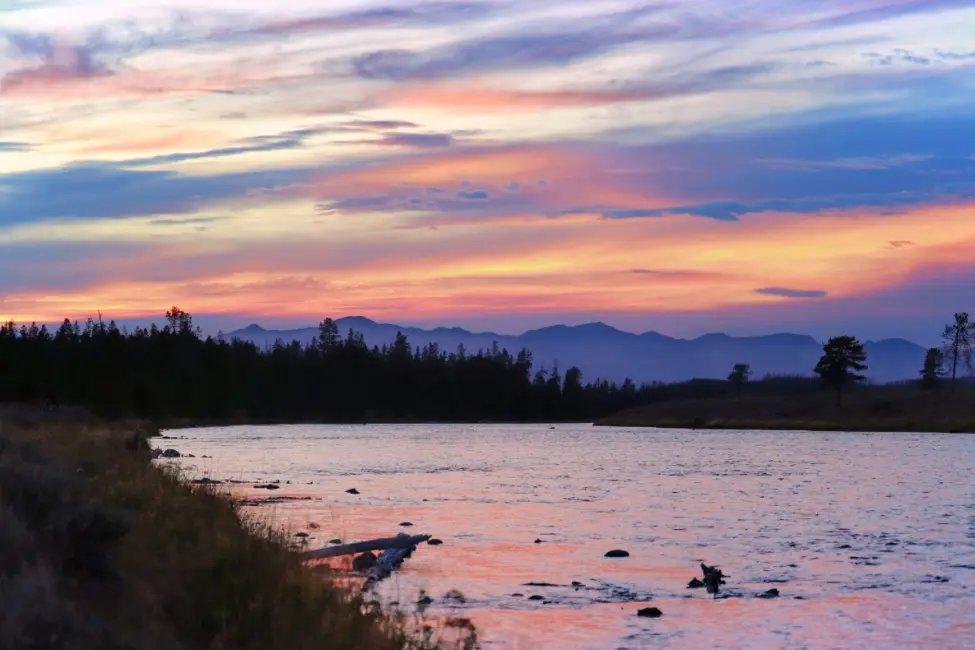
158,424,975,649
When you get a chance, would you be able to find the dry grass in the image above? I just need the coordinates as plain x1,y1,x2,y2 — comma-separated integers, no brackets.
598,385,975,433
0,418,475,650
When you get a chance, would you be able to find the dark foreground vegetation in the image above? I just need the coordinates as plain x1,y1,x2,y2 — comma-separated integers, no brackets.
0,410,473,650
599,376,975,432
0,308,651,423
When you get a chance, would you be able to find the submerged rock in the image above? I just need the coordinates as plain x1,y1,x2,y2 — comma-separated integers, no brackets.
687,578,705,589
191,477,222,485
605,549,630,558
528,595,544,601
399,521,414,527
345,488,360,495
534,538,543,544
428,538,444,546
253,484,280,490
329,538,342,544
352,552,378,571
571,581,584,588
443,589,466,603
161,448,181,458
757,588,780,599
637,607,663,618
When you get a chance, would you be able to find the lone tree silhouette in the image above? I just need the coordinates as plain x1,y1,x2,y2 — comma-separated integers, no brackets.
941,312,975,391
919,347,946,389
727,363,751,402
814,336,867,407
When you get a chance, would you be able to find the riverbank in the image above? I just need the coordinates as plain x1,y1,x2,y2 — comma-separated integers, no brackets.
0,416,472,650
597,386,975,432
156,416,591,431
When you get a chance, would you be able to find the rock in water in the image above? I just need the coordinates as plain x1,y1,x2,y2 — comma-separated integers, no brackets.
701,563,727,595
428,538,444,546
352,551,378,571
687,578,705,589
399,521,413,527
637,607,663,618
605,549,630,558
345,488,360,495
161,448,181,458
757,588,780,599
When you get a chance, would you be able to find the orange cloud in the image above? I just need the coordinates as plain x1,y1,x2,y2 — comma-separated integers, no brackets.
81,128,223,155
6,201,975,326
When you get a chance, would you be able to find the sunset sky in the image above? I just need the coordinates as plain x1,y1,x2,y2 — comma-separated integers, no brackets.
1,0,974,343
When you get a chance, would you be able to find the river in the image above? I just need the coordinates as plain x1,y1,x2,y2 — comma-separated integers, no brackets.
155,424,975,649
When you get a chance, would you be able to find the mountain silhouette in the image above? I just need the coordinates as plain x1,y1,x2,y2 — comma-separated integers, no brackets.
225,319,926,384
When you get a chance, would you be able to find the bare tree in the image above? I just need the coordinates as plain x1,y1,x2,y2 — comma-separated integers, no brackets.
941,312,975,391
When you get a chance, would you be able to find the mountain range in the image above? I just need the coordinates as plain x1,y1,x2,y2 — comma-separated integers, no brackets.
225,317,928,385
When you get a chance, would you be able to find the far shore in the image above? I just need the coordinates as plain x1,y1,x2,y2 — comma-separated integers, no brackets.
596,385,975,434
595,416,974,433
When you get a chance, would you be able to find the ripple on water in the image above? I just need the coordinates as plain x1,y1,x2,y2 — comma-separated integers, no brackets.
158,424,975,649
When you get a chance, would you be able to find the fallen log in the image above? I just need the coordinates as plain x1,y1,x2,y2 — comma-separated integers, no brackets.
302,533,431,560
364,544,415,584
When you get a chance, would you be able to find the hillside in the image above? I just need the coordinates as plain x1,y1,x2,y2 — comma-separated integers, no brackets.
226,318,928,384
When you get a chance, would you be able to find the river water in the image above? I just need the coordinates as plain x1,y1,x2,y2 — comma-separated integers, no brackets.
156,424,975,649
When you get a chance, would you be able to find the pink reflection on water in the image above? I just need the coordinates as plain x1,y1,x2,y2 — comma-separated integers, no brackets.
162,424,975,649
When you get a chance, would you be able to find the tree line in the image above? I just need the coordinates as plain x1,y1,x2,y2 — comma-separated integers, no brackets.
0,308,653,422
727,312,975,406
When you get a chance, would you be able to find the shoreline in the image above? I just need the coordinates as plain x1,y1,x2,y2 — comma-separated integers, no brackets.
0,416,470,649
594,417,974,433
156,417,593,432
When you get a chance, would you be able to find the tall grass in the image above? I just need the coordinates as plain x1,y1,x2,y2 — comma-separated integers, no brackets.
0,418,475,650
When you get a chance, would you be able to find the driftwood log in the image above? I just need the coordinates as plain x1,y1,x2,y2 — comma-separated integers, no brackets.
302,533,431,560
364,544,415,584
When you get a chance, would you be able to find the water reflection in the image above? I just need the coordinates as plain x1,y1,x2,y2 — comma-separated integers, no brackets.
160,424,975,649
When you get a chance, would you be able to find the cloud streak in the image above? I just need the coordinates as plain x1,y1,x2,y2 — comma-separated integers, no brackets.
755,287,828,299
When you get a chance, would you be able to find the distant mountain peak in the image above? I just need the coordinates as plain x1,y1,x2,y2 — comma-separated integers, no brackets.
224,318,925,384
575,321,621,332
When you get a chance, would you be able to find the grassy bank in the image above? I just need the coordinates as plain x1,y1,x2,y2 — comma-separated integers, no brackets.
597,384,975,432
0,415,473,650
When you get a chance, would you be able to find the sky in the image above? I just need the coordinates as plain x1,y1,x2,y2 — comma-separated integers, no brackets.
1,0,974,344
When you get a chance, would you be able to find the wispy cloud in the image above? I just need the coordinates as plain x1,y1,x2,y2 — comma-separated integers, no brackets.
759,154,933,171
378,132,454,148
755,287,828,299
